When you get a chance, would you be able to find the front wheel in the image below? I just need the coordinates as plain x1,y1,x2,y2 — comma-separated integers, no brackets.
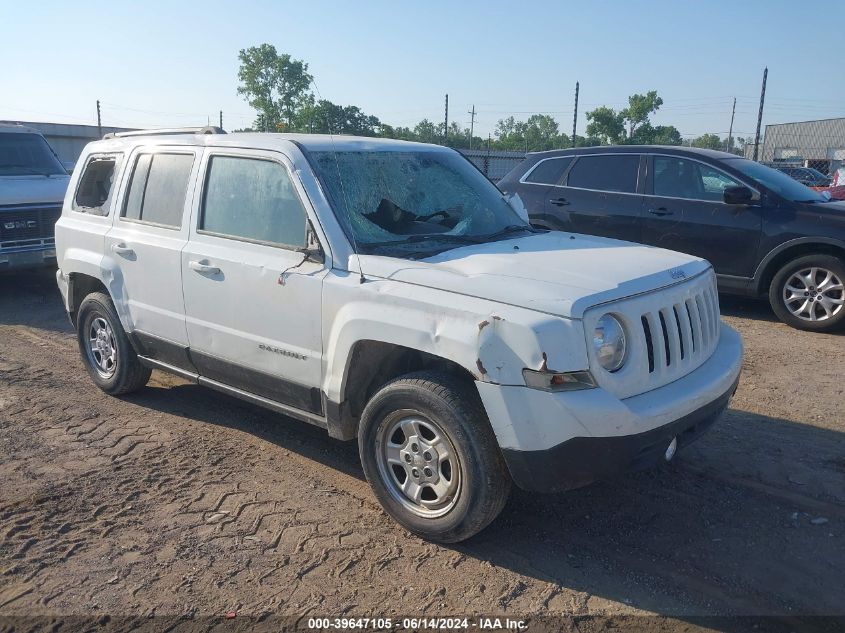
358,371,511,543
769,255,845,332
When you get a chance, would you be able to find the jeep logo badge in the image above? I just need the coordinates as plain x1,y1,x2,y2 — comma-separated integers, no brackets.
669,267,686,280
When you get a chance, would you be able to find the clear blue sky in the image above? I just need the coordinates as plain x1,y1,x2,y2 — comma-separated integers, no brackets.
2,0,843,140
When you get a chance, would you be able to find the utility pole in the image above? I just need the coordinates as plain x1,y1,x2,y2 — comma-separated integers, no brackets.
444,94,449,144
753,68,768,161
726,97,736,153
468,105,476,149
219,110,223,130
486,133,491,178
96,100,102,138
572,81,579,146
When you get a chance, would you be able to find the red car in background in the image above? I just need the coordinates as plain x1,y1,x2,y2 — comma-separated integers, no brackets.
810,185,845,200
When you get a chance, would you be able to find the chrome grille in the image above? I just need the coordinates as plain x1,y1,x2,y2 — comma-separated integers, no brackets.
0,204,61,249
583,269,721,400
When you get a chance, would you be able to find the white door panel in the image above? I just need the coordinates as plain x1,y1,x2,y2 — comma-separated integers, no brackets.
105,148,201,346
182,240,326,383
181,149,325,413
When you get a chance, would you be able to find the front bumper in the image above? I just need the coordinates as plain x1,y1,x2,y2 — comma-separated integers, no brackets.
0,246,56,270
477,323,742,492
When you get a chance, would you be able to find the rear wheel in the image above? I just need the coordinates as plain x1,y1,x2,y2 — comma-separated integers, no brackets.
358,371,511,543
77,292,151,394
769,254,845,332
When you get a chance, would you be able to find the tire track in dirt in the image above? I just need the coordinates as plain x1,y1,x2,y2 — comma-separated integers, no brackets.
1,273,843,620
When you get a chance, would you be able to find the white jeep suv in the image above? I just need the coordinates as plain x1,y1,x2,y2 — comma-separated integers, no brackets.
55,129,742,542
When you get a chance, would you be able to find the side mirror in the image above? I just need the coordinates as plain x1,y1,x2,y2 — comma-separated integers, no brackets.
504,194,530,222
302,221,325,264
723,185,756,205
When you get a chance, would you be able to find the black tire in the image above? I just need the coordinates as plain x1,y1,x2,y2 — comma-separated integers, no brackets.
768,254,845,332
76,292,151,395
358,370,511,543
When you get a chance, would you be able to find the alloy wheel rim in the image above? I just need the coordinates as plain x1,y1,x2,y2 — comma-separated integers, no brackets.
375,411,461,518
782,267,844,322
86,315,118,378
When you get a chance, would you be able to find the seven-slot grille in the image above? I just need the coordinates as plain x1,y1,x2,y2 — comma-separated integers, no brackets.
639,283,720,375
584,269,721,400
0,204,62,250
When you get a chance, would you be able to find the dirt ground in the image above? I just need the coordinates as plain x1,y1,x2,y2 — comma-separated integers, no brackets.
1,269,843,630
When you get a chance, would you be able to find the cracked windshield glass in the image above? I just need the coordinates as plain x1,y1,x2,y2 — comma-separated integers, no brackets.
307,148,537,258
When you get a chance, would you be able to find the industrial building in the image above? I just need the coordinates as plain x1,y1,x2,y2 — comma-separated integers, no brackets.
746,117,845,174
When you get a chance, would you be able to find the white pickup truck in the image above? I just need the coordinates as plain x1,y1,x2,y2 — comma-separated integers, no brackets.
55,129,742,542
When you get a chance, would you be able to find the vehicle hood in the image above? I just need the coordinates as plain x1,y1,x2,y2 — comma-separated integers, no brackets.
359,232,711,319
0,175,70,206
801,199,845,213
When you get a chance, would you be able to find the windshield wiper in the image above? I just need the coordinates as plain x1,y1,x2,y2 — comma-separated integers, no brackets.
366,234,482,250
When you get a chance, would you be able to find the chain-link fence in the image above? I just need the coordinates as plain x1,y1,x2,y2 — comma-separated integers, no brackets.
458,149,526,182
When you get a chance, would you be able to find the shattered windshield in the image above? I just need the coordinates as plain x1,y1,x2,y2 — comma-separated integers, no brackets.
306,148,536,257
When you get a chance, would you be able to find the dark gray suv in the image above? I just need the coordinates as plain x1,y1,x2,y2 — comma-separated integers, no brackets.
498,145,845,332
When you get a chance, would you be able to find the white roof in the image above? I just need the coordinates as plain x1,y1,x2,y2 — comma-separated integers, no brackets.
88,131,447,153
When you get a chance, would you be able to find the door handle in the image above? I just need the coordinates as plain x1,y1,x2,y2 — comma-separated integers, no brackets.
189,260,221,275
550,197,570,207
648,207,674,216
111,242,135,255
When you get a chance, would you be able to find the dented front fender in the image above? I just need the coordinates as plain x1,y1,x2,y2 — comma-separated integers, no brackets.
476,310,589,385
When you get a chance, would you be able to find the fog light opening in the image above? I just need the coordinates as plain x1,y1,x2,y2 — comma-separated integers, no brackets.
664,437,678,462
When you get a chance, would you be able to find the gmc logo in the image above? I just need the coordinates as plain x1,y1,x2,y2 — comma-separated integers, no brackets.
3,220,37,230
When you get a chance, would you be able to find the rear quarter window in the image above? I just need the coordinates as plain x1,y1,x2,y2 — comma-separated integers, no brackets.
523,157,572,185
73,154,123,216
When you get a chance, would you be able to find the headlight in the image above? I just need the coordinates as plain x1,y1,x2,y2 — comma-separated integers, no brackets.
593,314,627,372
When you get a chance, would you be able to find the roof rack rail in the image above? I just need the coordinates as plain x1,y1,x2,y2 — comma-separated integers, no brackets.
103,126,226,139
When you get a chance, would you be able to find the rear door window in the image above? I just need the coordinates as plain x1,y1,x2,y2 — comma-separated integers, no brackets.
524,157,572,185
122,152,195,228
566,155,640,193
73,154,122,216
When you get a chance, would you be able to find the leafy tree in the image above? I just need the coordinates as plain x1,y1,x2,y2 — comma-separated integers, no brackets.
523,114,562,151
237,44,314,130
442,121,474,149
631,122,682,145
492,114,567,151
585,91,674,146
412,119,440,143
585,106,625,145
620,91,663,139
690,133,724,150
295,99,381,136
725,136,746,155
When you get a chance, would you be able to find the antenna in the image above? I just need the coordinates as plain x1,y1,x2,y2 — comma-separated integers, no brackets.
310,77,366,284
